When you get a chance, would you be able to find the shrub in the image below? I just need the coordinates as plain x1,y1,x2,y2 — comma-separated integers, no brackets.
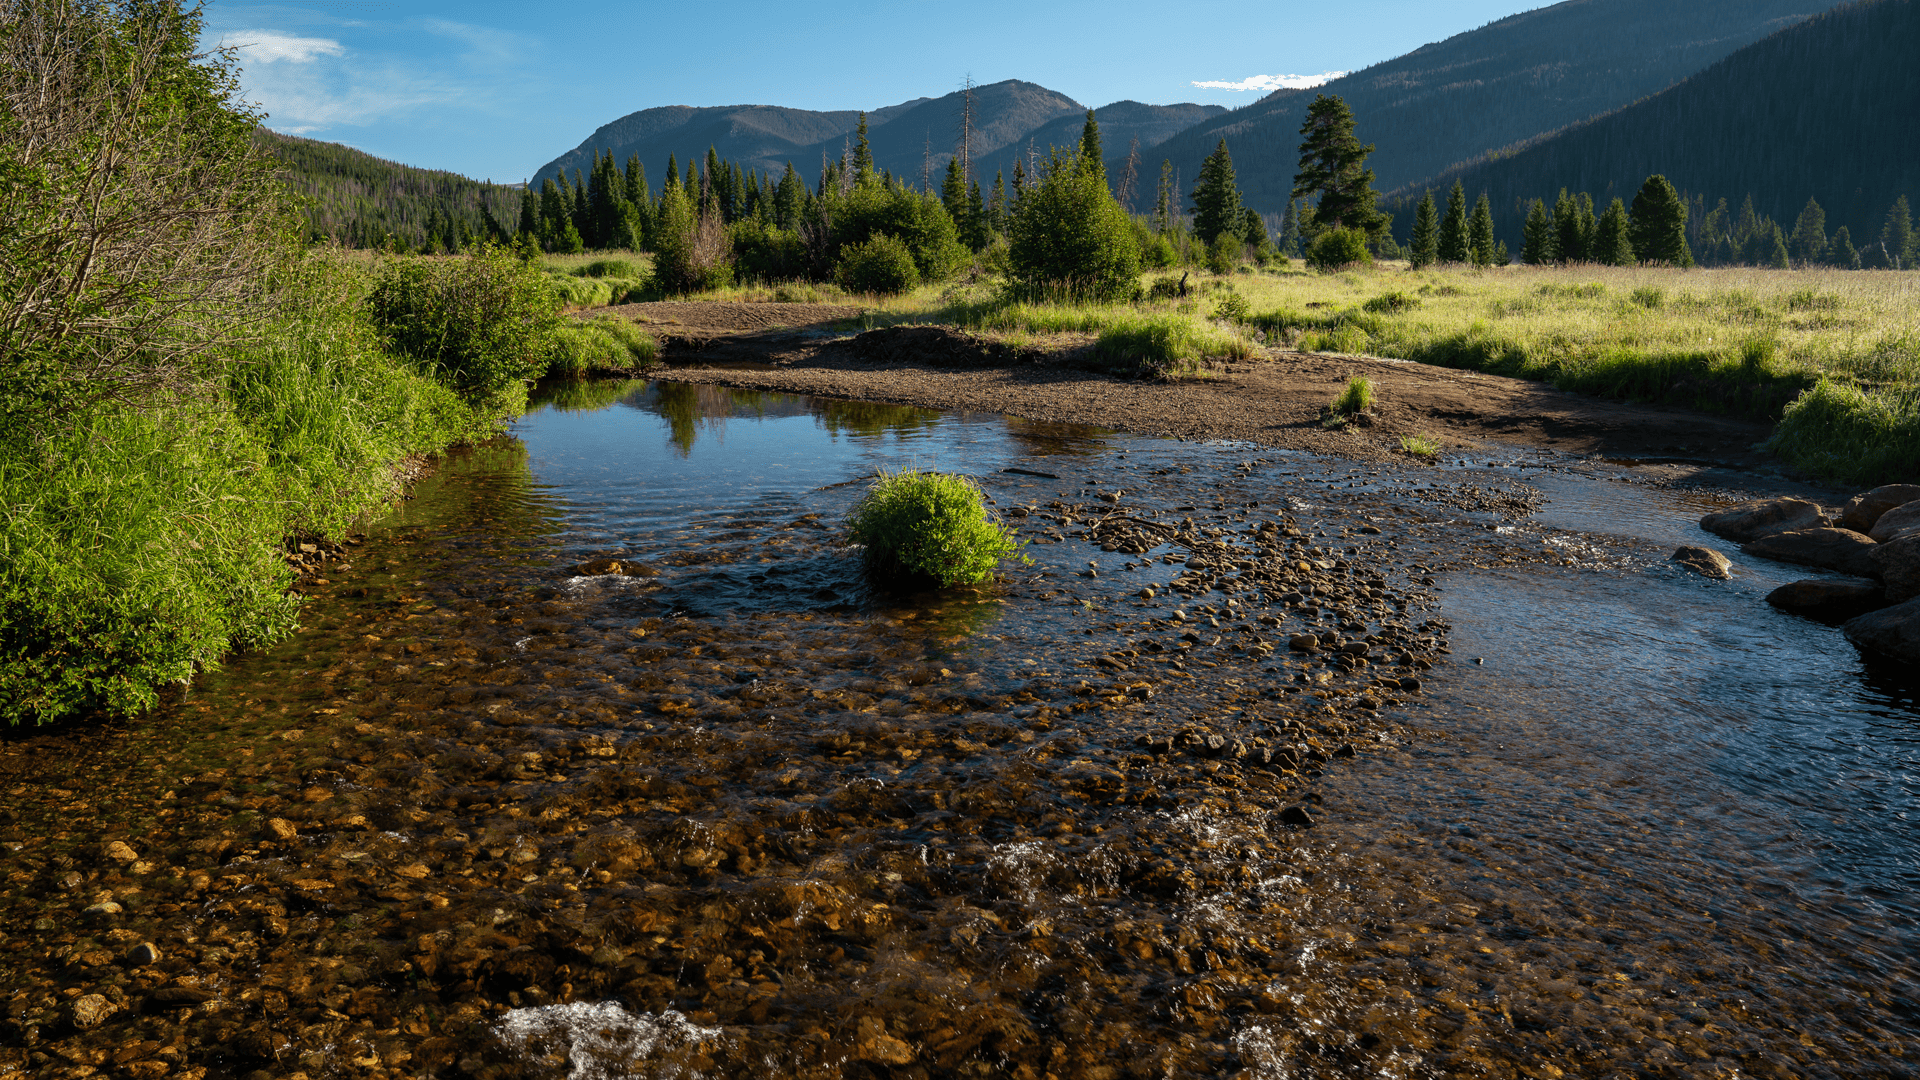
1141,232,1178,269
831,183,968,284
366,245,562,413
846,470,1026,587
578,259,637,279
835,234,921,295
651,185,734,294
731,220,809,284
547,317,658,377
1213,291,1251,323
1362,290,1420,314
1007,157,1140,301
1331,376,1375,415
1205,231,1242,275
1307,228,1373,272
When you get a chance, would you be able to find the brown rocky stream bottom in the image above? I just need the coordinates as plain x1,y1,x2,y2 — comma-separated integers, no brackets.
0,411,1909,1080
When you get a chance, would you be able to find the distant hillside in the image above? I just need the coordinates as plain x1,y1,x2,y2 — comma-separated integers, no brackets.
530,81,1095,190
1388,0,1920,251
1137,0,1853,215
1014,100,1228,191
258,129,522,249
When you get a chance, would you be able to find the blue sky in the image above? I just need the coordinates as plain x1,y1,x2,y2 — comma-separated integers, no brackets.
206,0,1544,183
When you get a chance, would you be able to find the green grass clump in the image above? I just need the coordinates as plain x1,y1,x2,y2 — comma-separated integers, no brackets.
846,470,1027,587
548,316,658,377
1767,377,1920,487
577,258,638,279
1399,434,1442,458
1331,376,1376,415
1362,290,1420,314
1093,314,1250,375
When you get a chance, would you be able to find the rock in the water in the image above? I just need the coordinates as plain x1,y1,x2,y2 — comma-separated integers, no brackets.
1766,577,1886,620
1843,595,1920,663
70,994,116,1028
102,840,138,862
127,941,162,966
853,1015,915,1065
1868,500,1920,543
264,817,299,842
1870,535,1920,603
1279,806,1316,827
1840,484,1920,533
1670,546,1733,579
1699,498,1824,542
1741,528,1881,579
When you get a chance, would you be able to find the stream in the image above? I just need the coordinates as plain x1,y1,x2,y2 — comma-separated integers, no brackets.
0,378,1912,1080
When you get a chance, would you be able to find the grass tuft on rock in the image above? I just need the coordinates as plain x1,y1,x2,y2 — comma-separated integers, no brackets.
846,470,1026,587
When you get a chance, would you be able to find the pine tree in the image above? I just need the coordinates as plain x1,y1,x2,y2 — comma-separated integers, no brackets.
1409,190,1440,269
1832,226,1859,269
1279,198,1302,257
852,113,874,185
1575,193,1596,258
965,180,988,250
1241,207,1271,262
1437,180,1469,263
625,155,646,207
1628,174,1692,266
1552,190,1586,263
663,155,680,196
1152,160,1174,234
1078,109,1104,184
1769,228,1790,269
1880,195,1913,270
538,177,566,250
1292,93,1384,238
1789,197,1827,265
1189,139,1243,246
1591,198,1635,266
1521,198,1551,264
518,188,539,243
989,171,1007,236
1468,193,1496,266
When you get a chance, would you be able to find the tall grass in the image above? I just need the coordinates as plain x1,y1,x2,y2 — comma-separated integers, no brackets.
0,253,489,725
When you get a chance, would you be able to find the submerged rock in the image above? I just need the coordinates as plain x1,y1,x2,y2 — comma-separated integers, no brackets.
1868,501,1920,544
1765,577,1886,620
1670,546,1733,579
1843,595,1920,663
1840,484,1920,533
1741,528,1881,579
1699,498,1825,542
1870,535,1920,603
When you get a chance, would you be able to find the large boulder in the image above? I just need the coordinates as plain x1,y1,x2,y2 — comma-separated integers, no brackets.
1699,498,1825,542
1867,500,1920,543
1869,534,1920,603
1839,484,1920,533
1843,595,1920,664
1765,577,1886,621
1670,546,1732,579
1740,528,1881,579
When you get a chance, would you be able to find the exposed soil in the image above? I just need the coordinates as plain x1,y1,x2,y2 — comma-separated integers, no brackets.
614,304,1795,482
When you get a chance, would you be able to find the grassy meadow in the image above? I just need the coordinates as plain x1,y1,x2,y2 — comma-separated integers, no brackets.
583,253,1916,486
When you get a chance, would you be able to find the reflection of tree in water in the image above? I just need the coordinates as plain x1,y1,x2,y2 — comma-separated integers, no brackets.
637,383,806,456
812,399,944,441
874,585,1009,645
526,378,647,414
1004,415,1113,457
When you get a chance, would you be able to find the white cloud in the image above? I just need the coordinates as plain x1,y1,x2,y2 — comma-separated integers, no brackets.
1191,71,1348,92
219,29,343,64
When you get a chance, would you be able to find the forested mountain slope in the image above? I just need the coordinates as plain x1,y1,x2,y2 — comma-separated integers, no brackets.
1134,0,1852,214
257,129,523,249
1388,0,1919,251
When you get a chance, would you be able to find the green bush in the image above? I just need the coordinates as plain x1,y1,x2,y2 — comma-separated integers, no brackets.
1362,290,1420,314
366,246,562,412
1306,228,1373,272
1205,232,1241,275
548,317,659,376
731,219,809,284
846,470,1026,587
1332,376,1375,415
835,234,921,295
1007,158,1141,302
832,183,968,284
651,185,735,294
1213,291,1251,323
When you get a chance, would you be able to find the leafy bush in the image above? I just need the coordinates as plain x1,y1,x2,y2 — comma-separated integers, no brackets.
1362,291,1420,314
367,246,562,412
1008,157,1141,302
835,234,921,295
832,184,968,284
731,219,809,284
1331,376,1375,415
651,185,734,294
1213,291,1251,323
1205,231,1241,275
578,259,637,279
846,470,1026,587
548,317,659,376
1307,228,1373,272
1146,274,1188,301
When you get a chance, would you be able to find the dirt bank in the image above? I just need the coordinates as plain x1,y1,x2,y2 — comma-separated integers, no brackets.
609,302,1794,480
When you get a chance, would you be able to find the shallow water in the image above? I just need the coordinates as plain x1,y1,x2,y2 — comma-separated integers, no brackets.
1,379,1913,1080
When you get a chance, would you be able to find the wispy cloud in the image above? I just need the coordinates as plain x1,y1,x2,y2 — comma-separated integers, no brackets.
218,29,343,64
1192,71,1348,92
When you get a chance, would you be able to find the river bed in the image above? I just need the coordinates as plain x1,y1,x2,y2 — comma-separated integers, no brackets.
0,379,1912,1080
